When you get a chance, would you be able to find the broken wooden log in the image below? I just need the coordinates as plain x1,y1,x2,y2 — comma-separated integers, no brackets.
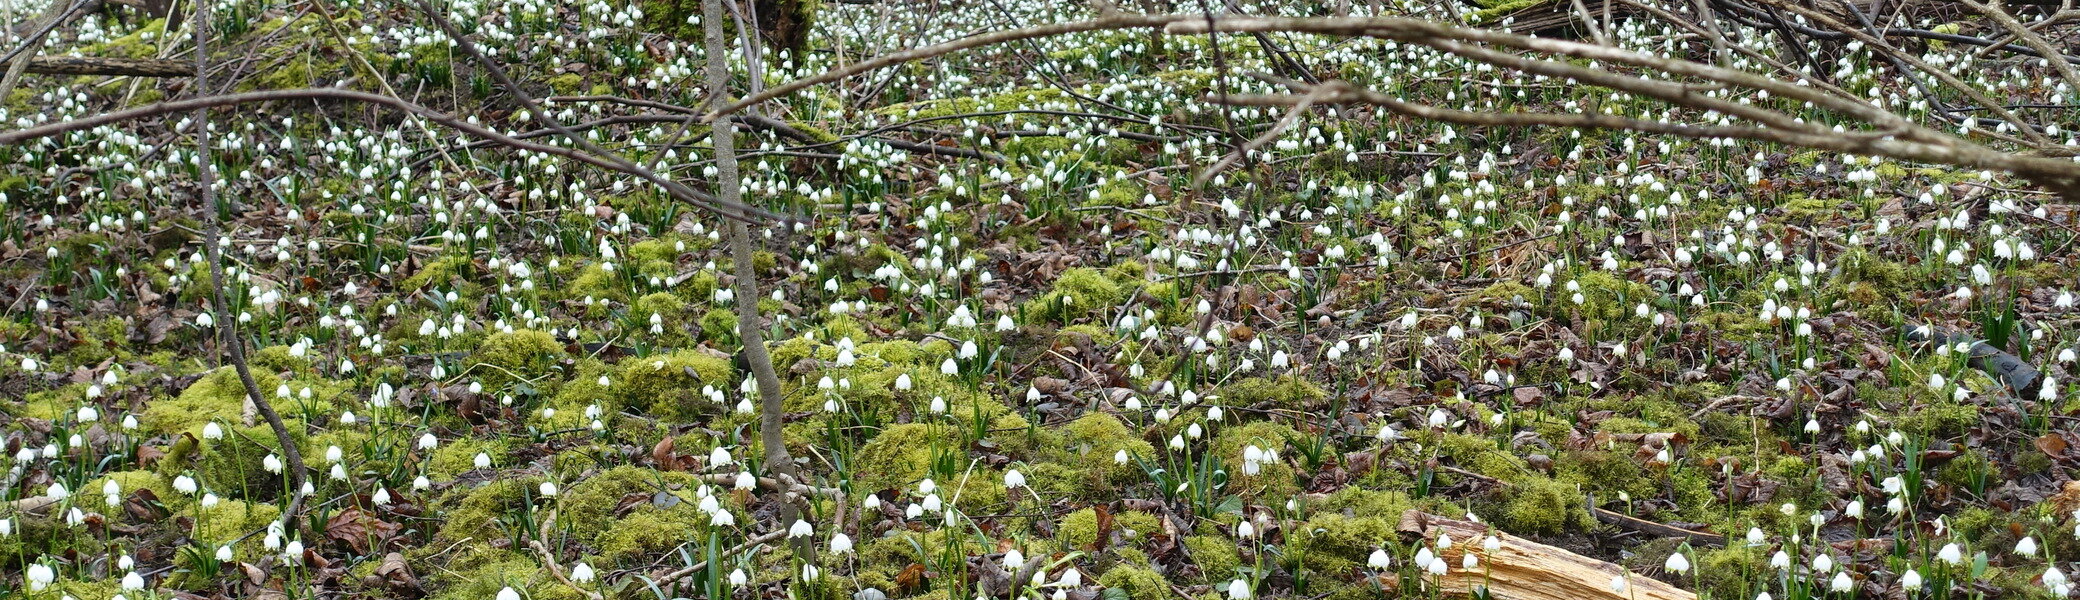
1397,510,1697,600
25,56,195,77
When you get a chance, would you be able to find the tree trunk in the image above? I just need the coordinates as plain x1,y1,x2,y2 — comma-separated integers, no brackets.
703,0,795,477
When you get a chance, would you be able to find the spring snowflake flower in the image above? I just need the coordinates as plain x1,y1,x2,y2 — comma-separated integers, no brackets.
1665,552,1691,573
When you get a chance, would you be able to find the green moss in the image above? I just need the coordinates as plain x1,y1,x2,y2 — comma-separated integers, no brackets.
559,465,701,536
1313,487,1414,519
73,19,169,59
1210,420,1302,501
1020,267,1130,326
595,507,709,564
249,344,315,374
1050,412,1156,487
1553,450,1655,499
161,422,307,502
402,255,477,291
180,499,282,559
546,73,586,94
1216,375,1326,410
1184,534,1242,581
426,437,513,480
556,349,732,421
566,263,627,303
143,367,338,435
21,577,125,600
699,308,739,343
1693,545,1769,600
432,476,542,550
1497,475,1593,534
426,549,588,600
469,329,568,389
1056,507,1162,551
1099,564,1172,600
1287,514,1397,576
851,422,958,494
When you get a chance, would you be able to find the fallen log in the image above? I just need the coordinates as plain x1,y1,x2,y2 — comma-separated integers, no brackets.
25,56,195,77
1396,510,1697,600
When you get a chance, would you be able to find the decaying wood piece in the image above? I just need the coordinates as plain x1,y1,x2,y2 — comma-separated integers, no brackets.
26,56,195,77
1396,510,1697,600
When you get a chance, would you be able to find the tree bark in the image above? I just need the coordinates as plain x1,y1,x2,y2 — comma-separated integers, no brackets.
703,0,795,477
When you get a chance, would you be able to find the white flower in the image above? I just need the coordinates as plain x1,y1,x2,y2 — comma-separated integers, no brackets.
121,571,144,590
710,447,734,467
1901,568,1923,591
2017,536,2039,557
263,454,283,473
1236,521,1255,539
1610,574,1628,593
1414,547,1435,568
801,564,821,580
474,452,492,469
1003,469,1026,489
1938,543,1964,565
1227,579,1252,600
497,586,521,600
1368,549,1392,569
1813,554,1834,572
789,519,814,538
26,563,53,590
734,472,756,490
571,562,596,583
216,545,234,561
373,488,392,506
729,568,748,585
1830,571,1853,592
831,533,854,554
173,475,198,495
539,482,558,497
1004,549,1026,570
710,509,737,526
1665,552,1691,573
417,433,438,450
202,422,225,440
